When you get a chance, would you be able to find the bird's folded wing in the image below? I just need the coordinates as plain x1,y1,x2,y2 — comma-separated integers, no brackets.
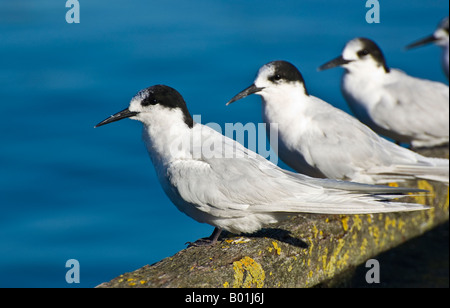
305,106,391,180
166,125,427,218
373,70,449,138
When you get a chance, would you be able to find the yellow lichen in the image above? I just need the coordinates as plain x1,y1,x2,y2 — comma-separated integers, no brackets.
272,241,281,255
414,180,435,205
341,216,349,232
232,257,265,288
226,237,251,244
322,239,348,278
442,187,449,211
307,237,314,256
425,206,436,228
360,238,369,255
312,224,319,238
384,216,396,231
369,225,380,247
397,218,406,233
444,187,449,212
353,215,362,231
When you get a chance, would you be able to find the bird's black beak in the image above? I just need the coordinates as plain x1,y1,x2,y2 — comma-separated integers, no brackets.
318,56,353,71
226,84,264,106
94,108,139,128
405,34,438,50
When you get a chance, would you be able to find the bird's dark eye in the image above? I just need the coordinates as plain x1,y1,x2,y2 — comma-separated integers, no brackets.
141,97,158,107
357,49,370,57
270,74,283,82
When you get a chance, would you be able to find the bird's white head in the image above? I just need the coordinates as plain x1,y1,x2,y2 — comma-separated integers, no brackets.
407,16,449,49
226,60,309,106
95,85,194,129
434,17,450,47
318,37,390,74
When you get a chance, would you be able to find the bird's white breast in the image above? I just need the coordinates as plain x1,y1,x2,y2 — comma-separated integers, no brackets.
260,87,327,177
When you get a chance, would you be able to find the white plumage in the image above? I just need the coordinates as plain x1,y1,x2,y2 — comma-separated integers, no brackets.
95,85,427,244
407,16,449,80
228,61,449,185
320,37,449,148
156,123,426,235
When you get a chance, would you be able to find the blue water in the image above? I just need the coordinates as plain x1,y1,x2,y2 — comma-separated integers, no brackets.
0,0,448,288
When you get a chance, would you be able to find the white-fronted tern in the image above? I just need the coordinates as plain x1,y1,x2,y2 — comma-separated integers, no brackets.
227,61,449,185
96,85,427,246
319,37,449,148
406,16,449,80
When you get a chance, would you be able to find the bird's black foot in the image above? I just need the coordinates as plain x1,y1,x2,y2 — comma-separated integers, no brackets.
186,227,222,247
186,238,217,247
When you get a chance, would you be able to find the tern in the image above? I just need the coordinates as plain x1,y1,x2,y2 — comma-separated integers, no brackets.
96,85,427,246
406,16,449,80
227,61,449,185
318,37,449,148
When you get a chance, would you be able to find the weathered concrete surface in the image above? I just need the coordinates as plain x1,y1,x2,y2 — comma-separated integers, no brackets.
97,147,448,288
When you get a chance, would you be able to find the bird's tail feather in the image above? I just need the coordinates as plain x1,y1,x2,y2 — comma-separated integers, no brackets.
252,189,428,215
369,161,449,184
269,168,430,215
253,199,428,215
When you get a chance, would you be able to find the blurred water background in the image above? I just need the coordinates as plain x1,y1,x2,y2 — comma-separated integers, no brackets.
0,0,448,287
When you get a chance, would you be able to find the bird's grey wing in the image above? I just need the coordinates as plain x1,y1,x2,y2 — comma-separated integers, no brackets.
307,105,448,183
373,70,449,140
166,125,425,218
299,101,396,182
166,125,300,217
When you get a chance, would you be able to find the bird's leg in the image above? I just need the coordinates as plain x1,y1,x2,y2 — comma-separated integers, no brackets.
186,227,223,247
